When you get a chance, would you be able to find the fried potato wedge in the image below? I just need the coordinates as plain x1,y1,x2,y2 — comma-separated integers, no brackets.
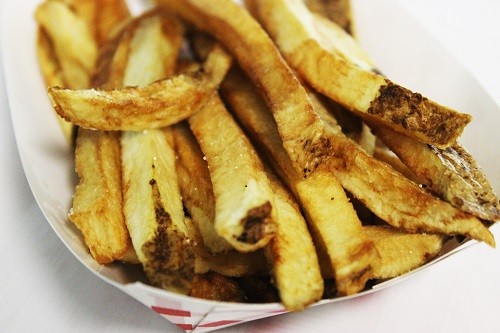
221,68,379,296
65,0,131,47
35,0,98,89
364,225,445,279
172,123,232,253
122,128,194,293
246,0,471,148
304,0,354,35
48,73,213,131
70,128,136,264
188,93,276,252
48,42,231,131
36,27,75,142
265,169,323,310
372,125,500,222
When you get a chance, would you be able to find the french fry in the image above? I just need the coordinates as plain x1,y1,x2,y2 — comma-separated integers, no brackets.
246,0,471,148
35,0,98,89
113,11,194,292
188,93,276,253
264,169,324,309
220,68,379,296
121,128,194,293
70,128,137,264
364,225,445,279
189,272,247,302
36,27,75,142
48,73,214,131
65,0,131,47
172,123,232,253
304,0,355,35
371,125,500,222
48,39,232,131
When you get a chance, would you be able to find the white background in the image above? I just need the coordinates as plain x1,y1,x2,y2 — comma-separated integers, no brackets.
1,0,499,332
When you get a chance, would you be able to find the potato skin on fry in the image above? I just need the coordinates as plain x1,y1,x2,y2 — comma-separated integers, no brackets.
364,225,445,279
70,129,136,264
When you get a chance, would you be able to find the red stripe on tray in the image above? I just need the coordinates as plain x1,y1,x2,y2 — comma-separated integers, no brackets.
151,306,191,317
175,323,194,331
198,320,242,328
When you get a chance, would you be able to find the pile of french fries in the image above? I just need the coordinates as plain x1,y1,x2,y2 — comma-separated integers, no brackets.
35,0,499,311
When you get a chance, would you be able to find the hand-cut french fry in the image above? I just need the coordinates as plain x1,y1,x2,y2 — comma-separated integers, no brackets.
304,0,355,35
65,0,131,47
35,0,98,89
122,128,194,293
264,169,324,310
172,123,232,253
48,40,232,131
364,225,445,279
115,11,195,292
36,27,75,142
70,128,137,264
372,124,500,222
47,74,212,131
221,68,379,296
246,0,472,148
188,93,276,252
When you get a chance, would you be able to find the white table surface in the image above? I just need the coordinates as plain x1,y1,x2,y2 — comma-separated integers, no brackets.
1,1,499,332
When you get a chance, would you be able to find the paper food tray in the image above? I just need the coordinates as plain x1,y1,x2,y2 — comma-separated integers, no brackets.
1,0,498,332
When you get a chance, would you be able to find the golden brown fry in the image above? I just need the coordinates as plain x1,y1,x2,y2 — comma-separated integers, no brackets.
36,27,75,142
48,39,231,131
63,0,131,47
48,73,213,131
264,169,324,310
188,93,276,252
121,128,194,293
364,225,445,279
304,0,354,35
246,0,471,148
172,123,232,253
35,0,98,89
70,128,136,264
372,124,500,222
221,68,379,296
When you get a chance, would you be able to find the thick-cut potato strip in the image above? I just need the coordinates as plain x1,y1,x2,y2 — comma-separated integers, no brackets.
122,128,194,293
221,68,379,295
70,129,137,264
304,0,354,35
364,225,445,279
188,93,276,252
155,0,326,176
65,0,131,47
189,272,247,302
35,0,98,89
172,123,232,253
48,74,212,131
372,125,500,222
36,28,75,142
115,11,195,292
48,42,231,131
264,169,323,310
246,0,471,148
